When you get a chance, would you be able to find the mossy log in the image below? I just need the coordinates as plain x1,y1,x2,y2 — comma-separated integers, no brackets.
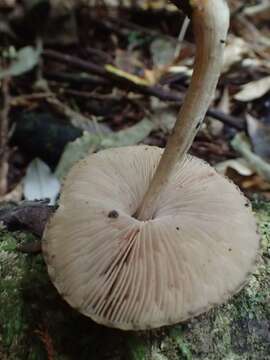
0,201,269,360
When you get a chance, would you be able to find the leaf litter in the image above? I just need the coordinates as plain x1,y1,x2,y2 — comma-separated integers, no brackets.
0,0,270,209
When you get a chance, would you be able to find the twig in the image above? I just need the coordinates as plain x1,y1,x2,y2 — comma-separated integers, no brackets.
46,96,100,131
45,70,110,86
10,92,53,106
34,36,50,91
0,77,10,196
35,328,54,360
43,49,183,102
174,16,190,58
153,16,190,83
85,46,113,63
43,49,244,130
207,108,243,130
62,89,126,101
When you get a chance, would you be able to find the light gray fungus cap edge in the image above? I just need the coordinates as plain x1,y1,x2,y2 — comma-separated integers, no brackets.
42,146,260,330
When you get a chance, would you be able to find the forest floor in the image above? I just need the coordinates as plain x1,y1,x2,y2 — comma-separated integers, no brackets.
0,200,269,359
0,0,270,359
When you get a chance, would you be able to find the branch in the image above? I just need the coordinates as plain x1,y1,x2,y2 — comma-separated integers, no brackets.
43,49,183,103
43,49,244,130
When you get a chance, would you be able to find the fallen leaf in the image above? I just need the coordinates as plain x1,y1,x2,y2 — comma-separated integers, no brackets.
105,64,149,86
241,175,270,191
244,3,270,22
47,97,110,133
222,36,250,73
54,135,99,181
150,97,177,133
115,49,143,73
150,38,175,68
234,76,270,102
231,133,270,182
0,46,41,79
55,119,154,180
23,159,60,205
215,158,254,177
208,87,230,136
246,113,270,162
219,87,231,114
100,118,154,148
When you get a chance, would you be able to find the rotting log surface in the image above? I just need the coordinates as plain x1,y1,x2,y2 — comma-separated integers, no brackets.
0,201,269,360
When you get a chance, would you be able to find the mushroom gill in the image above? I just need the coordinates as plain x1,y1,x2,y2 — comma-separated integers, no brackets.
43,0,260,331
43,146,259,330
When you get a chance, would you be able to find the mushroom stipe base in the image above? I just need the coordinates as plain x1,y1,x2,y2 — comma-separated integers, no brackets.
43,146,260,331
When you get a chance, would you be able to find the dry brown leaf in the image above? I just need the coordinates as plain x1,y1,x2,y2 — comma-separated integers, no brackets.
242,175,270,191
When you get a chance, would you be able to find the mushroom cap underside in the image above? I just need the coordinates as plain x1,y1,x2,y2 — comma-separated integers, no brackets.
43,146,260,330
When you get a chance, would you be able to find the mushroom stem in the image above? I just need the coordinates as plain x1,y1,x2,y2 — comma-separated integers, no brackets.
136,0,230,221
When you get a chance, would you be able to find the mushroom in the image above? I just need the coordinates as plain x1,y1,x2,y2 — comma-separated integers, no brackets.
43,0,260,330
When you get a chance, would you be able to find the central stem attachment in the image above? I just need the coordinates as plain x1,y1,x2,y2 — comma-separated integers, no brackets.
136,0,229,221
